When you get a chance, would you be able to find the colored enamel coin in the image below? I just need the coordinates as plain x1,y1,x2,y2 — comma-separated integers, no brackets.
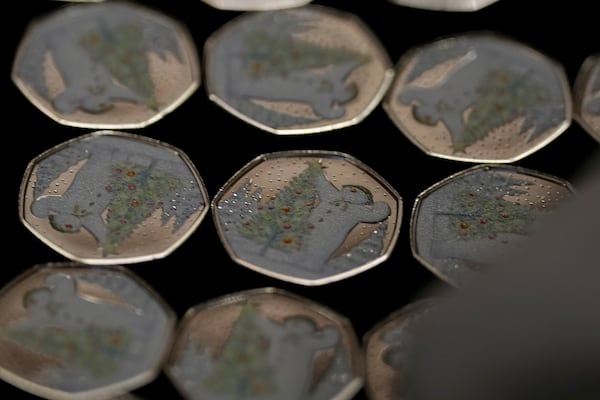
165,287,364,400
386,0,500,12
19,131,209,265
203,5,394,134
573,53,600,142
363,298,437,400
384,32,572,163
212,151,402,285
200,0,313,11
410,164,575,288
12,1,200,129
0,263,175,400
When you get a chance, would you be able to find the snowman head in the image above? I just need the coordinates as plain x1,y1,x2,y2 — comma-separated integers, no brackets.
341,184,373,205
49,212,83,233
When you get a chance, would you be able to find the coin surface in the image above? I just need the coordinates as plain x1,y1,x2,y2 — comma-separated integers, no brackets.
363,298,437,400
203,5,394,134
573,53,600,143
212,151,402,285
0,262,175,400
200,0,313,11
386,0,500,12
19,131,209,265
165,287,364,400
12,1,200,129
410,164,575,288
384,31,572,163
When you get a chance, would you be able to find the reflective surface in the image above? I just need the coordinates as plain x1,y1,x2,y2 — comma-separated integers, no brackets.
12,1,200,129
5,1,599,399
19,131,209,265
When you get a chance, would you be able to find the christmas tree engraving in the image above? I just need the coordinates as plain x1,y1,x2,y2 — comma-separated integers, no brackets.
15,3,183,114
168,294,357,399
204,303,275,396
212,10,372,127
217,159,391,278
456,68,550,151
0,272,169,389
2,324,132,378
78,22,160,110
236,160,322,255
30,135,205,258
442,174,537,241
104,161,180,256
398,35,566,153
241,29,371,81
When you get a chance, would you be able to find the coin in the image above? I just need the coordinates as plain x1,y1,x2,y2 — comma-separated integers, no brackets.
212,150,402,285
573,53,600,143
200,0,313,11
384,31,572,163
165,287,364,400
0,262,175,400
410,164,575,288
12,1,200,129
203,5,394,134
363,298,437,400
386,0,500,12
19,131,209,265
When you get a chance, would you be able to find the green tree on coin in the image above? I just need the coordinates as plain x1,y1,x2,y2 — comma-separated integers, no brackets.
237,161,323,255
445,174,538,240
104,161,179,255
204,303,274,396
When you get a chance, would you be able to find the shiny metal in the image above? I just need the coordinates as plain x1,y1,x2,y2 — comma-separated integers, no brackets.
410,164,575,288
212,150,402,285
0,262,175,400
573,53,600,142
203,5,394,135
384,31,572,163
386,0,500,12
19,131,209,265
165,287,364,400
12,1,200,129
200,0,313,11
363,298,437,400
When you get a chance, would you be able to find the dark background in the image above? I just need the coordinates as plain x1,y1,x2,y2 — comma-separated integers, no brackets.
3,0,599,399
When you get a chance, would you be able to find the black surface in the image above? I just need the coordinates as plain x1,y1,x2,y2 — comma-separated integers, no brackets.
3,1,599,399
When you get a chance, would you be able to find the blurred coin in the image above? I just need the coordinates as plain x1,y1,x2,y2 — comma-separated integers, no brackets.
386,0,500,12
0,262,175,400
363,298,437,400
165,287,364,400
384,31,572,163
200,0,313,11
203,5,394,134
410,164,575,288
12,1,200,129
573,53,600,142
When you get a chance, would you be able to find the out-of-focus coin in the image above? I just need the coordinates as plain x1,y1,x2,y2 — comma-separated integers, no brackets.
384,31,572,163
410,164,575,288
363,298,437,400
0,262,175,400
165,287,364,400
200,0,313,11
386,0,500,12
19,131,209,265
12,1,200,129
212,150,402,285
573,53,600,142
203,5,394,135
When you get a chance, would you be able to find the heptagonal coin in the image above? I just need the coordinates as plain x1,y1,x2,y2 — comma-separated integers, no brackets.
212,150,402,285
